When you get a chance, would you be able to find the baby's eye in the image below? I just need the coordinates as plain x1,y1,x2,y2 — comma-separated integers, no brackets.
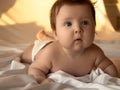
81,20,89,25
65,22,72,27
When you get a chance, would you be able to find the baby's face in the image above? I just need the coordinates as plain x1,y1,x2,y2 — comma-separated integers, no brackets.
55,4,95,51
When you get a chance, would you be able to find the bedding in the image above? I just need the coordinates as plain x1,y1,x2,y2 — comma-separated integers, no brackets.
0,59,120,90
0,39,120,90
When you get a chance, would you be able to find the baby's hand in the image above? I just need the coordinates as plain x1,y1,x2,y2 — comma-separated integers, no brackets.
41,78,54,84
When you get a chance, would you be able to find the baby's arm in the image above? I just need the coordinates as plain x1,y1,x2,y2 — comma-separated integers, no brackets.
28,48,53,84
28,65,53,84
95,48,119,77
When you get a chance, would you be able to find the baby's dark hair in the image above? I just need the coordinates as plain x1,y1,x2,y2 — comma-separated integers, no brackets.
50,0,95,31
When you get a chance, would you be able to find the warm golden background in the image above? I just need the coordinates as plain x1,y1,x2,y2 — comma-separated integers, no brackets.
0,0,120,43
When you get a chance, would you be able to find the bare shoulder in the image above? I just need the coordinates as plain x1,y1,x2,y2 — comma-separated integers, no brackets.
91,43,108,60
88,43,104,56
92,44,114,68
89,44,111,64
89,43,103,51
91,44,119,77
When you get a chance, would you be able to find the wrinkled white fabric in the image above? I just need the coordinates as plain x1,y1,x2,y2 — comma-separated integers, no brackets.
49,69,120,90
0,59,96,90
0,58,120,90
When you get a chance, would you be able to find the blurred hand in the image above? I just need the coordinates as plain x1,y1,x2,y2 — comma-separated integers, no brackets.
41,78,54,84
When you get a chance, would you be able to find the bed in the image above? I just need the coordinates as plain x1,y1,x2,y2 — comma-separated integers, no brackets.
0,38,120,90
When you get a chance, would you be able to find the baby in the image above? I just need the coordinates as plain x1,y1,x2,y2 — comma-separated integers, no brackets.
21,0,119,84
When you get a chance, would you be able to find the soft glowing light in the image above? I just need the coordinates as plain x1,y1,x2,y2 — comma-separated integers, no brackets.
6,0,55,31
0,0,119,32
1,14,16,25
95,0,115,32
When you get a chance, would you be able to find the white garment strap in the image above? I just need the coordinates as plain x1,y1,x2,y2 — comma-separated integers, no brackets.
32,39,53,62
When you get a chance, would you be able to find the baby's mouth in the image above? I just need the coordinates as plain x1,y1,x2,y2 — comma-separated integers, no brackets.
75,38,82,41
74,38,82,42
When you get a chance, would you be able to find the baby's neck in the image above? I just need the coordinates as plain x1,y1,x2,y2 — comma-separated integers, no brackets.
62,47,85,59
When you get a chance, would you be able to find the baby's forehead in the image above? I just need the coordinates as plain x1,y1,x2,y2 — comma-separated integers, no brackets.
58,4,93,14
57,4,93,18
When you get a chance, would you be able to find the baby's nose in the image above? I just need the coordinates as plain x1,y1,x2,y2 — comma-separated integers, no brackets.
74,26,82,33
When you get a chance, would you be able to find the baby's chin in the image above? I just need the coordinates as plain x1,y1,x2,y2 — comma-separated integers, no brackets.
73,43,93,51
72,46,85,52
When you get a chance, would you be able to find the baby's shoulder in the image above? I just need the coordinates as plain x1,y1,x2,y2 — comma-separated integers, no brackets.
87,44,106,60
37,41,60,57
89,43,104,54
90,44,108,61
88,44,108,64
34,41,59,62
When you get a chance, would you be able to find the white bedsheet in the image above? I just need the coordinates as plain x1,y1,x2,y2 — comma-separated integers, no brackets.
49,69,120,90
0,58,120,90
